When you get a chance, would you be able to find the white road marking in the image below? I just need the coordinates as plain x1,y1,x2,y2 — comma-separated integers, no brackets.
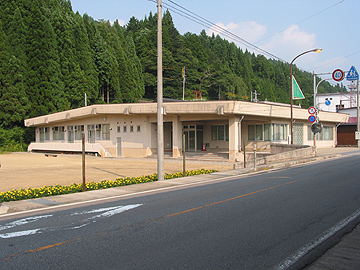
85,204,142,220
0,229,41,238
0,204,142,239
0,215,52,231
273,209,360,270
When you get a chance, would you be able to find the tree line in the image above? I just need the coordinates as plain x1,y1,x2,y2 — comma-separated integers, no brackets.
0,0,345,150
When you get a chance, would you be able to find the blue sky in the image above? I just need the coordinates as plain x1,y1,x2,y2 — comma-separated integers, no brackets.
70,0,360,88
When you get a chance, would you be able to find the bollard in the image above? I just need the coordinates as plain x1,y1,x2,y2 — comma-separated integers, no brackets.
253,143,257,170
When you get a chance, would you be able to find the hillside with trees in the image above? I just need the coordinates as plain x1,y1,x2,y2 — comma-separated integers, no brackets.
0,0,346,150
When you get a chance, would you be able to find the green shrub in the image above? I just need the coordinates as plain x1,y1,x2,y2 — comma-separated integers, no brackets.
0,169,217,202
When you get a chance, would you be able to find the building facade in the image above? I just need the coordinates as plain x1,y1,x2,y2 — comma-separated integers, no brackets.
25,100,349,161
316,92,357,112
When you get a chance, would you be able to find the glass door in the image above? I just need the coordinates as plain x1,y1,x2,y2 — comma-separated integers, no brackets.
183,125,203,151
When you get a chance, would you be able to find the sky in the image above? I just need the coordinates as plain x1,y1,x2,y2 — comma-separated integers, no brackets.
70,0,360,89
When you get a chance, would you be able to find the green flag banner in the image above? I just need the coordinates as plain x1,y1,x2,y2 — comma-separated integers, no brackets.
292,76,305,99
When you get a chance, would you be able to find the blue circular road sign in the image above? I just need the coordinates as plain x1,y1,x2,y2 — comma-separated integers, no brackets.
308,115,316,123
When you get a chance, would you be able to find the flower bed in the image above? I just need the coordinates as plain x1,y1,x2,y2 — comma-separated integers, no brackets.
0,169,217,203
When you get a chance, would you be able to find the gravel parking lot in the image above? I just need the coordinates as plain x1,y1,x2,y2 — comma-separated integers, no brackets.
0,152,233,192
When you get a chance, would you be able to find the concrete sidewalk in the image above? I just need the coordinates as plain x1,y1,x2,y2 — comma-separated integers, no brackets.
0,147,360,269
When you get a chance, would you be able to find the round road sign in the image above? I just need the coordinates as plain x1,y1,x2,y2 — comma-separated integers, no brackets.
308,115,316,123
308,106,316,114
332,69,344,81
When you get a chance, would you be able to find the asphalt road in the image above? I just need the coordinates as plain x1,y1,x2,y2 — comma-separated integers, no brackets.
1,154,360,269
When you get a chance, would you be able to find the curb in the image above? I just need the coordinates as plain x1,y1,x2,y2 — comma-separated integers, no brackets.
0,153,345,216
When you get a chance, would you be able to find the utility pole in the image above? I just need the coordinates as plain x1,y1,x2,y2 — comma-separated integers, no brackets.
157,0,164,181
182,66,186,100
357,79,359,147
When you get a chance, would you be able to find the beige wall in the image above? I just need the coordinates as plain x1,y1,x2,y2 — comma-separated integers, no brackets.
26,101,347,159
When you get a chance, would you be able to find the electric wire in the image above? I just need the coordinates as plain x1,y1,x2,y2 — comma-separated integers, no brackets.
256,0,344,44
151,0,352,76
311,50,360,70
149,0,286,62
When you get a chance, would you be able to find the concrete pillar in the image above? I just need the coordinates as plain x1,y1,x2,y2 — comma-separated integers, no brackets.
229,116,240,162
172,116,182,157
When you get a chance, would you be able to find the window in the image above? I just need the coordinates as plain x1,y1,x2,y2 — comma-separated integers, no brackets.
87,124,110,140
52,126,65,141
248,124,288,141
211,124,229,141
272,124,287,141
95,125,101,140
248,125,263,141
102,124,110,140
264,124,271,141
123,126,127,133
39,127,50,142
117,126,121,133
75,125,84,140
67,125,84,142
137,125,141,132
130,125,134,133
308,125,333,141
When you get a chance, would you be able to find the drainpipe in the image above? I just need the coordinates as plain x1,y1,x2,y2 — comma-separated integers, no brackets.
335,122,341,148
238,116,244,152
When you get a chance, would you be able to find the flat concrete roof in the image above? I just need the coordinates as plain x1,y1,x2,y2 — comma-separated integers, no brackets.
24,100,349,127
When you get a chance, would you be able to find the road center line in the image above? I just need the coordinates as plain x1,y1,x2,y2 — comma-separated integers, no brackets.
165,178,305,218
1,176,309,261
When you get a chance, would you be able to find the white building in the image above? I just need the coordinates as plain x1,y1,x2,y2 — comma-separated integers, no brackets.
24,100,349,161
316,92,357,112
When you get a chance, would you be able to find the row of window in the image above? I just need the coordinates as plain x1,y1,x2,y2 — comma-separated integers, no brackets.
248,124,288,141
117,125,141,133
248,124,334,141
308,126,333,141
39,124,111,142
39,123,334,142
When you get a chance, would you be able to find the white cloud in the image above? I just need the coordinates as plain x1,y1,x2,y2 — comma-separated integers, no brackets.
207,22,322,68
260,25,319,64
207,21,267,43
109,19,126,26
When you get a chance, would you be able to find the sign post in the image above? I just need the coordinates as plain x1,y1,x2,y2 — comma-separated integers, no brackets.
308,106,317,146
346,66,360,147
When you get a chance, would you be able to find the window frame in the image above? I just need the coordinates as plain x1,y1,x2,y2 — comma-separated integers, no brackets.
211,124,229,141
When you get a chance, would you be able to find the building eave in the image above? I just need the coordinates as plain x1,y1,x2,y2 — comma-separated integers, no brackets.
24,100,349,127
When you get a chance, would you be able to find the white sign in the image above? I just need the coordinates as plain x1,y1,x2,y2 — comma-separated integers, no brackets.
355,131,360,140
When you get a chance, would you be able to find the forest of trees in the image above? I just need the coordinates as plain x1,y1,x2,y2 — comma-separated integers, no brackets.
0,0,346,151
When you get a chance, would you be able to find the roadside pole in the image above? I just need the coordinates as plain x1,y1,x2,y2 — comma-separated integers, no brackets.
157,0,164,181
243,135,246,168
82,132,86,191
183,134,186,177
357,79,359,147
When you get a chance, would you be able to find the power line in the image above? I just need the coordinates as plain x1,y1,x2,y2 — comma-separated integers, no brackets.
311,50,360,70
256,0,345,44
148,0,286,62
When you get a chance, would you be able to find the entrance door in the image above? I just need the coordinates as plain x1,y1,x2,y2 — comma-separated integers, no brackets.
183,125,203,151
117,137,121,157
88,130,95,143
293,123,304,145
